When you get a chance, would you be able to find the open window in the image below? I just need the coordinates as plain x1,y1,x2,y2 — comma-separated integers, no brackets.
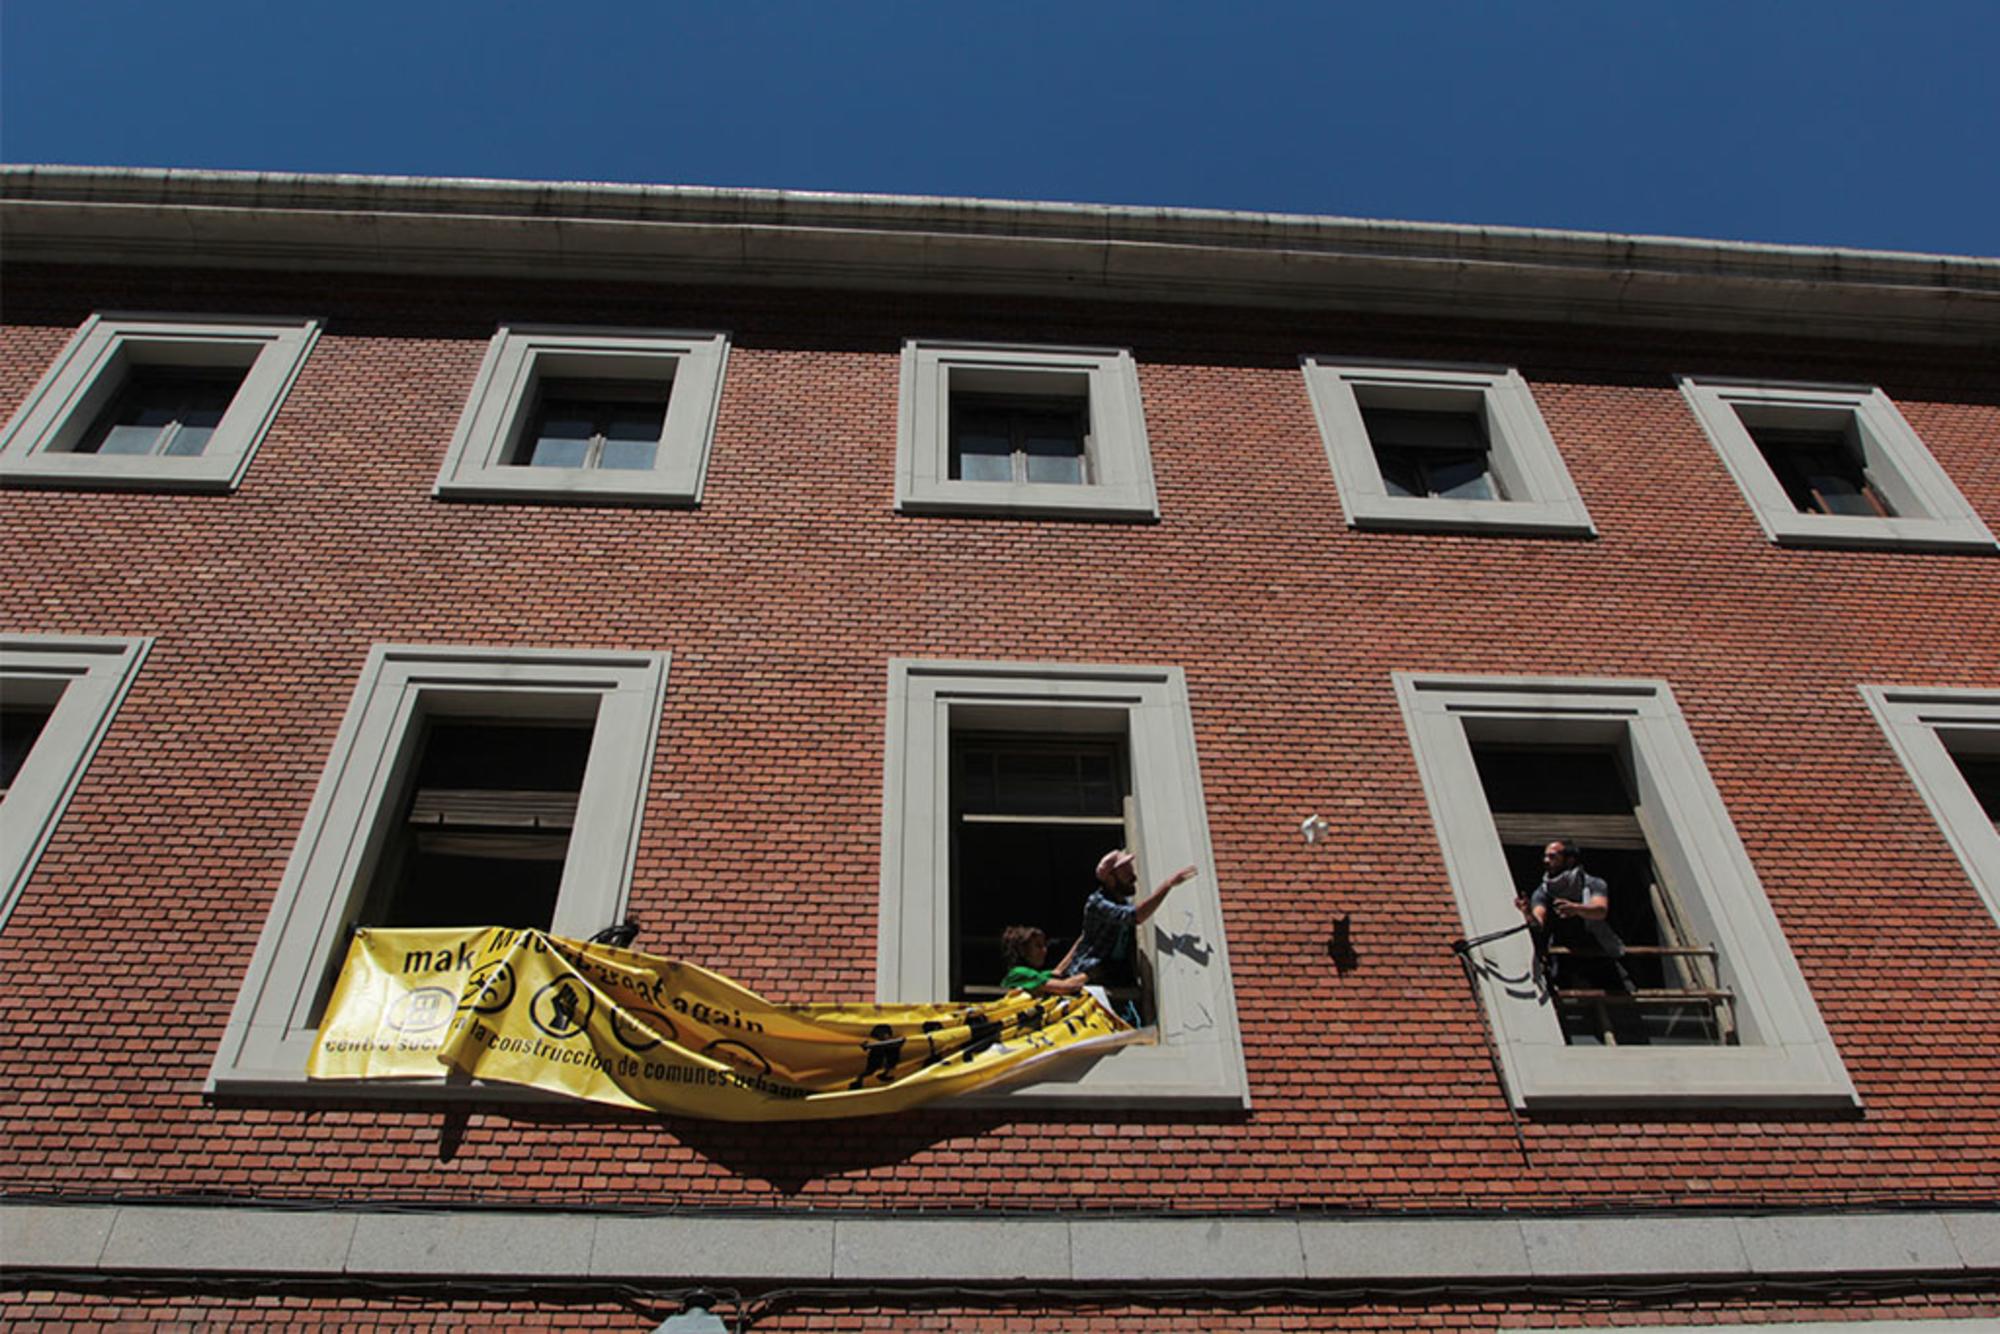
1,314,320,492
210,644,668,1094
895,341,1159,519
1863,687,2000,929
1300,358,1595,536
0,636,151,931
434,325,729,505
951,734,1139,1005
879,659,1245,1107
1678,377,1996,553
1397,672,1856,1109
1473,745,1735,1047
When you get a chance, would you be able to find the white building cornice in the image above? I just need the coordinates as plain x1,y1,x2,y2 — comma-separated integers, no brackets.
4,165,1997,346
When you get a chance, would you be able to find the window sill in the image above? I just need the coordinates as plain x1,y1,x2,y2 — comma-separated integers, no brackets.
1342,494,1596,537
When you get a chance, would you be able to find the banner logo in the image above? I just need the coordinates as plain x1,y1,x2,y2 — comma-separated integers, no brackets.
530,978,592,1039
386,986,454,1034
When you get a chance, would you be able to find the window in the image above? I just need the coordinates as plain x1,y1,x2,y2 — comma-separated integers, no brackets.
1473,745,1735,1048
1396,672,1856,1109
515,381,669,471
951,396,1089,485
1863,687,2000,929
1678,377,1996,552
0,314,320,492
953,736,1132,1002
895,341,1159,519
879,659,1246,1107
1362,405,1499,501
434,325,729,505
0,636,151,931
210,644,669,1093
1300,359,1595,536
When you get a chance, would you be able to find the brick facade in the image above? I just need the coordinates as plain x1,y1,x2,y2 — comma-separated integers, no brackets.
1,172,1996,1329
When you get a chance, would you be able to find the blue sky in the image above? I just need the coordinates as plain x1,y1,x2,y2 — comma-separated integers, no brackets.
4,2,1995,256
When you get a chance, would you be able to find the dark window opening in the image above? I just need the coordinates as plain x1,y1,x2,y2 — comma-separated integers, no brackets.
1472,744,1736,1048
950,735,1130,1002
1745,421,1892,517
0,706,54,800
515,378,670,471
949,395,1089,486
359,718,595,931
1360,406,1500,501
76,366,245,458
1953,752,2000,828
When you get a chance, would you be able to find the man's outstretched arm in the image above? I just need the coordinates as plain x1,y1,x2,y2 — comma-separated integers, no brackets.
1133,865,1197,925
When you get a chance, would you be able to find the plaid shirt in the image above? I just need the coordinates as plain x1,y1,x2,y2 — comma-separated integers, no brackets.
1059,887,1137,978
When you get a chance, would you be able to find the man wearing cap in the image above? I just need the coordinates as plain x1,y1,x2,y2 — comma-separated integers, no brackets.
1055,849,1197,986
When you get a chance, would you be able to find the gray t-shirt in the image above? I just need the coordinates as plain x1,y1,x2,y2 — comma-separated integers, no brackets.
1530,867,1624,956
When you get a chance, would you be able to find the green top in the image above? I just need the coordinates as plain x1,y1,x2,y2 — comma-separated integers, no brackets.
1001,965,1054,992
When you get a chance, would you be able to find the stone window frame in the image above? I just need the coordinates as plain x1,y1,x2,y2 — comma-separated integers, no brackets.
0,313,321,492
877,658,1247,1108
1677,376,1997,553
1394,671,1857,1110
1299,357,1596,537
894,340,1160,520
433,324,730,505
209,643,669,1095
0,635,151,931
1862,685,2000,927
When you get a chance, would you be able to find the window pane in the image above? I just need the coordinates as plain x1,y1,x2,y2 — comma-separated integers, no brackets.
597,403,664,470
596,439,657,470
163,424,216,457
1749,426,1891,517
95,423,167,456
1429,452,1498,501
1023,433,1085,485
1372,446,1424,497
527,416,593,469
0,707,53,794
952,430,1013,482
1954,753,2000,825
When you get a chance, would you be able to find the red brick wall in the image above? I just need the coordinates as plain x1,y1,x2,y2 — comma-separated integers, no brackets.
1,262,1997,1214
6,1285,1999,1331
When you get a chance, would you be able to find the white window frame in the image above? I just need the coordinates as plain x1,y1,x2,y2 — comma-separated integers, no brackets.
1300,358,1595,537
0,314,321,492
878,659,1247,1108
1863,686,2000,927
0,635,151,931
1395,672,1856,1110
894,341,1160,519
1678,376,1996,553
209,644,669,1094
434,325,729,505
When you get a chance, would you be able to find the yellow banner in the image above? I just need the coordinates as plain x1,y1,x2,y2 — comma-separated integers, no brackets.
307,926,1140,1120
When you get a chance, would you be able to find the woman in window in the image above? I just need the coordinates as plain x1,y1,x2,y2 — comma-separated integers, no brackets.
998,925,1089,997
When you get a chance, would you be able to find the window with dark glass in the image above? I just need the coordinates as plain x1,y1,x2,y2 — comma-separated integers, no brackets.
949,396,1089,485
1359,405,1500,500
1472,743,1736,1048
0,706,53,802
1742,419,1892,517
358,718,594,931
514,379,670,471
75,367,246,458
951,734,1130,1000
1953,751,2000,830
